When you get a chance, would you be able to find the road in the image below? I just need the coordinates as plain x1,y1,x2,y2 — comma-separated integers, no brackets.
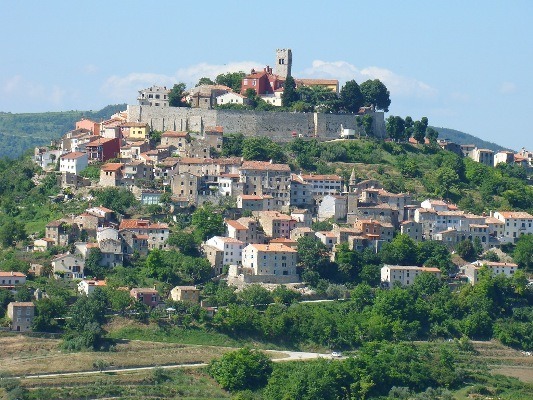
18,349,339,380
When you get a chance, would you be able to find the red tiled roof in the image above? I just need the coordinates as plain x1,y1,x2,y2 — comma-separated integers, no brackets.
241,161,290,172
162,131,188,138
60,152,86,160
101,163,123,172
225,220,248,230
0,272,26,277
496,211,533,219
247,243,297,252
301,174,342,181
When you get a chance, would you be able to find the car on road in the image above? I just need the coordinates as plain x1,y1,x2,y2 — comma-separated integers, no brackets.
331,351,342,358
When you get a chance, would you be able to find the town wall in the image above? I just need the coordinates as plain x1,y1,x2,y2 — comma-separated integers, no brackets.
127,105,385,142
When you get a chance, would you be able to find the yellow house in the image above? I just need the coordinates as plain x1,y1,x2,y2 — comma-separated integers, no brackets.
295,79,339,94
123,122,150,140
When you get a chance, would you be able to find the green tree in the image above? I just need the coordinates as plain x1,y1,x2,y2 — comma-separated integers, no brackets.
84,248,105,278
456,239,477,261
191,204,224,241
513,234,532,270
360,79,391,112
208,347,273,391
413,120,426,143
297,236,331,276
404,116,414,140
221,133,245,157
386,116,405,141
425,127,439,142
215,71,246,93
0,218,26,248
238,284,273,306
196,77,215,86
91,187,138,214
241,136,285,163
244,88,259,109
282,76,298,108
168,83,189,107
168,231,199,256
340,80,364,113
356,114,374,136
380,234,418,266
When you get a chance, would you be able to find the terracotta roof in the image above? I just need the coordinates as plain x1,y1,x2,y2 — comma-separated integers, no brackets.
101,163,123,172
420,267,442,273
240,194,273,200
301,174,342,181
131,288,158,294
296,78,339,86
247,243,297,252
475,261,518,267
86,137,117,146
241,161,291,172
210,236,244,244
0,272,26,277
258,211,294,220
317,231,337,238
485,217,504,224
9,302,34,307
205,126,224,133
270,238,297,244
46,220,65,227
162,131,188,138
173,285,199,291
121,122,148,128
60,151,86,160
496,211,533,219
119,219,169,230
225,220,248,230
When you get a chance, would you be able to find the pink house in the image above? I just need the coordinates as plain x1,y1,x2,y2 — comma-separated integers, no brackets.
76,118,100,136
130,288,160,307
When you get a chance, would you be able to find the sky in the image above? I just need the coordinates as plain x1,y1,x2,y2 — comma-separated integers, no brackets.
1,0,532,150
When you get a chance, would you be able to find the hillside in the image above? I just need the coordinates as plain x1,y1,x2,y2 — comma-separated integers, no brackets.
0,104,126,158
433,126,510,152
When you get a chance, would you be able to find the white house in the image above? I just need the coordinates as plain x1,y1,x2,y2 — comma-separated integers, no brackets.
216,92,248,106
241,243,298,279
59,152,88,175
78,279,107,296
0,272,27,289
318,195,347,221
463,260,519,285
52,254,85,280
204,236,244,274
493,211,533,242
381,265,442,287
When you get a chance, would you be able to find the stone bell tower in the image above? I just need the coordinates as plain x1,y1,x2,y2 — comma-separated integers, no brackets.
275,48,292,78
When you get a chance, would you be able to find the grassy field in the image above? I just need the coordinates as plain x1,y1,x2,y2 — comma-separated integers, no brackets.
105,317,294,351
20,369,231,399
2,332,532,400
0,334,234,377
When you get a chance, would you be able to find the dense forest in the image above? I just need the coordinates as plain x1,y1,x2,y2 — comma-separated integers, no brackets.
0,104,126,158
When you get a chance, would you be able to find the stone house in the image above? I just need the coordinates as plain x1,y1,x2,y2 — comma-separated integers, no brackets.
239,243,299,284
45,220,80,246
240,161,291,210
170,286,200,303
254,211,296,239
99,163,124,187
203,236,244,275
119,229,149,257
237,194,273,211
494,211,533,242
118,219,169,250
7,302,35,332
225,218,265,246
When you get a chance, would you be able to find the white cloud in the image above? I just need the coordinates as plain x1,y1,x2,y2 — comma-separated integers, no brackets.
500,81,516,95
100,61,261,102
299,60,437,98
82,64,99,74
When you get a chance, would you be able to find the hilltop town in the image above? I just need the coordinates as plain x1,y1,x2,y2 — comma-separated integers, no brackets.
0,49,532,400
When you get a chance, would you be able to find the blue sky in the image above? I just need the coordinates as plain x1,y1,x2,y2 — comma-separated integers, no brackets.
1,0,532,150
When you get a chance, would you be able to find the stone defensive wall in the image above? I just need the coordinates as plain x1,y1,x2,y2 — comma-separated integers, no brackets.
127,105,386,142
